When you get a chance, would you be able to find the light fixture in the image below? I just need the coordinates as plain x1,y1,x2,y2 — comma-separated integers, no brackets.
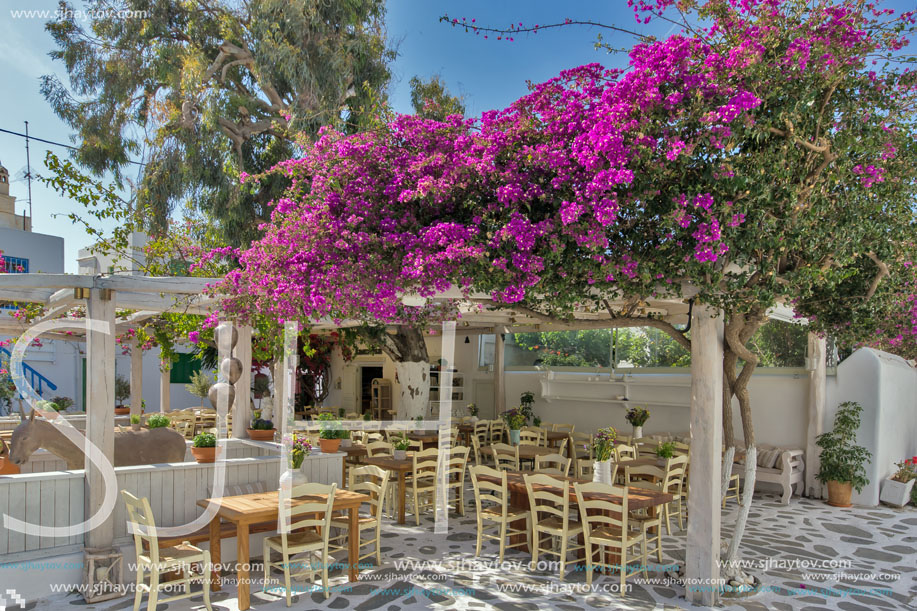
464,336,470,344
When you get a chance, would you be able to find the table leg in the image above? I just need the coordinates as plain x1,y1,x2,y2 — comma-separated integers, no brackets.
236,522,251,611
348,506,359,582
342,459,347,486
208,515,221,590
398,471,406,525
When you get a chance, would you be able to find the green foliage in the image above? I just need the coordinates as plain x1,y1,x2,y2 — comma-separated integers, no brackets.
592,427,617,462
250,417,274,431
130,414,141,425
625,406,650,427
42,0,395,244
533,416,542,428
146,414,170,429
409,75,465,121
748,321,807,367
816,402,872,492
393,433,411,451
362,412,371,421
35,400,59,412
49,396,74,411
656,441,676,459
185,371,214,400
316,412,345,439
114,375,131,404
192,432,217,448
502,408,526,430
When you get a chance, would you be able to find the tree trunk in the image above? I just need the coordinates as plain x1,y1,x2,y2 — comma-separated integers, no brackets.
377,325,430,420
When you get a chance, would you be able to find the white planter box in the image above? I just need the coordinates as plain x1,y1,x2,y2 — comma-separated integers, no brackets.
879,478,914,507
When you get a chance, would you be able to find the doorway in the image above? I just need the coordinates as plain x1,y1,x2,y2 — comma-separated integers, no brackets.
359,366,383,415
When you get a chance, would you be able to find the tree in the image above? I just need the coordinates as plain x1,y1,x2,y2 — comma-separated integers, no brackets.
42,0,394,244
409,75,465,121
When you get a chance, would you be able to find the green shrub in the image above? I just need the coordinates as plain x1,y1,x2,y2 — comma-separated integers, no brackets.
130,414,141,425
193,432,217,448
816,401,871,493
146,413,170,429
656,441,676,459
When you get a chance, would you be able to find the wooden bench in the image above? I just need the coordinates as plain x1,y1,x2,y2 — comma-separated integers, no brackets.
732,445,805,504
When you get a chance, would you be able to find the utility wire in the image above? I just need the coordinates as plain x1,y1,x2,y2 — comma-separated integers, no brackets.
0,126,146,166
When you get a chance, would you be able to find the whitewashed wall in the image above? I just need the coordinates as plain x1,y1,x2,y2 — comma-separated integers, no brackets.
826,348,917,506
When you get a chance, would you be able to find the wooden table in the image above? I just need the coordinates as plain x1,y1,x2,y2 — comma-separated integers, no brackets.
481,444,556,467
407,431,439,446
198,489,369,611
545,430,569,448
457,423,475,446
362,455,413,524
341,444,368,482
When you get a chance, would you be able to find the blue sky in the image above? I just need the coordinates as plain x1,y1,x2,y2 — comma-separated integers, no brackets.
0,1,909,271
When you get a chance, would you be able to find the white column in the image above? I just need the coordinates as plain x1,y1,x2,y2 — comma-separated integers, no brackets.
232,326,253,438
85,287,116,550
686,304,724,606
805,333,827,498
493,330,505,417
160,359,171,413
130,337,143,418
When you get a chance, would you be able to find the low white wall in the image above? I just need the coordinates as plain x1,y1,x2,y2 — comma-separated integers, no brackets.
504,369,811,449
826,348,917,506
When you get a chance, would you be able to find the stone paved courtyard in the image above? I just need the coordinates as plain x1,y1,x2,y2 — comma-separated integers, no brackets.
45,492,917,611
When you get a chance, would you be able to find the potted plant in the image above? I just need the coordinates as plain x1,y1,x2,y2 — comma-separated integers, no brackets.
252,372,270,399
362,412,372,422
317,412,344,453
879,456,916,507
190,432,218,463
393,433,411,460
0,438,19,475
467,403,479,422
114,375,131,414
656,441,676,459
130,414,142,431
185,371,213,408
280,435,314,487
816,401,871,507
533,416,542,428
35,399,60,419
625,406,650,438
146,413,170,429
49,396,74,414
593,427,617,484
338,407,346,418
502,408,526,445
247,410,276,441
519,391,535,423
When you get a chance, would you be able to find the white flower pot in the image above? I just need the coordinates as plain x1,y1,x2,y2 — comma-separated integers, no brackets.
594,460,613,484
394,449,406,460
879,478,914,507
633,425,643,439
279,469,309,489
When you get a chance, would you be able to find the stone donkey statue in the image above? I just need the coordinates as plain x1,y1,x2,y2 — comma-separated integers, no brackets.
8,405,187,469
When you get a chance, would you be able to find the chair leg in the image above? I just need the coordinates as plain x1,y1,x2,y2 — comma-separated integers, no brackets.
322,554,330,600
147,571,159,611
558,536,568,580
475,517,483,557
498,522,507,564
585,542,593,587
283,553,292,607
132,565,144,611
619,547,626,595
530,527,539,570
262,541,270,592
202,551,214,611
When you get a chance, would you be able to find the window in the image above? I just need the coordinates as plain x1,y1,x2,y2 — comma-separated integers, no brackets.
1,256,29,309
477,334,496,369
169,352,202,384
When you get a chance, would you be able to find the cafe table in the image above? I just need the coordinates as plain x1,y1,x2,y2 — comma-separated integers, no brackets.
480,444,557,462
341,444,369,482
407,430,440,447
198,488,369,611
362,455,413,524
544,430,569,448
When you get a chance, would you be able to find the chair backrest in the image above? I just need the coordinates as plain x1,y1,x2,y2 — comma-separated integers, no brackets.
490,443,519,471
625,464,666,492
412,447,439,480
525,473,573,528
348,464,390,518
489,420,505,443
470,435,483,464
345,412,359,420
554,438,568,457
633,436,658,447
573,481,630,545
571,432,593,459
447,446,470,482
281,482,337,543
552,423,575,434
366,432,385,443
474,420,490,443
615,444,637,462
122,490,161,564
576,460,594,479
470,464,509,519
367,441,393,457
519,428,541,446
662,454,689,494
671,441,691,456
534,452,571,476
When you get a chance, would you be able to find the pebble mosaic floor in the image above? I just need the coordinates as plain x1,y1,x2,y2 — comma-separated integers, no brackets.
31,491,917,610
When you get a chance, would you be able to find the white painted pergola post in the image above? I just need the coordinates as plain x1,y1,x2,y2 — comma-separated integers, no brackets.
159,359,171,413
232,325,253,439
84,287,116,550
686,304,723,606
130,336,143,418
805,332,827,498
493,329,505,417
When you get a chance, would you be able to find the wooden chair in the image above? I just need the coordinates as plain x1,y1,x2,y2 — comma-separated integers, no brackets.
633,437,659,458
573,482,648,592
534,453,571,476
365,432,385,444
469,465,531,563
576,460,595,479
367,441,393,457
169,411,196,440
445,446,470,515
489,420,505,444
121,491,213,611
474,420,491,445
490,443,519,471
330,465,389,566
406,448,439,525
470,435,487,465
624,463,667,563
263,482,337,603
662,455,689,533
614,444,637,462
520,426,542,446
524,473,584,579
552,423,575,434
570,431,593,471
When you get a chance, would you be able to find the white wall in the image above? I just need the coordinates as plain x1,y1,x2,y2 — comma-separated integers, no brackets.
0,226,64,273
826,348,917,506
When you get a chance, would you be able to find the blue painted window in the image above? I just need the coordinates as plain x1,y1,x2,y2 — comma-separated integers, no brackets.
1,256,29,309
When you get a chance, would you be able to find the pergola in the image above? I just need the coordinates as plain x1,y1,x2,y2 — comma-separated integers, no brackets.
0,271,827,606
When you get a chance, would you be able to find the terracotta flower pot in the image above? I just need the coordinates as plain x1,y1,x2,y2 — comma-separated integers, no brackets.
190,446,218,463
319,438,342,454
247,428,276,442
114,406,130,415
0,457,20,475
826,480,853,507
